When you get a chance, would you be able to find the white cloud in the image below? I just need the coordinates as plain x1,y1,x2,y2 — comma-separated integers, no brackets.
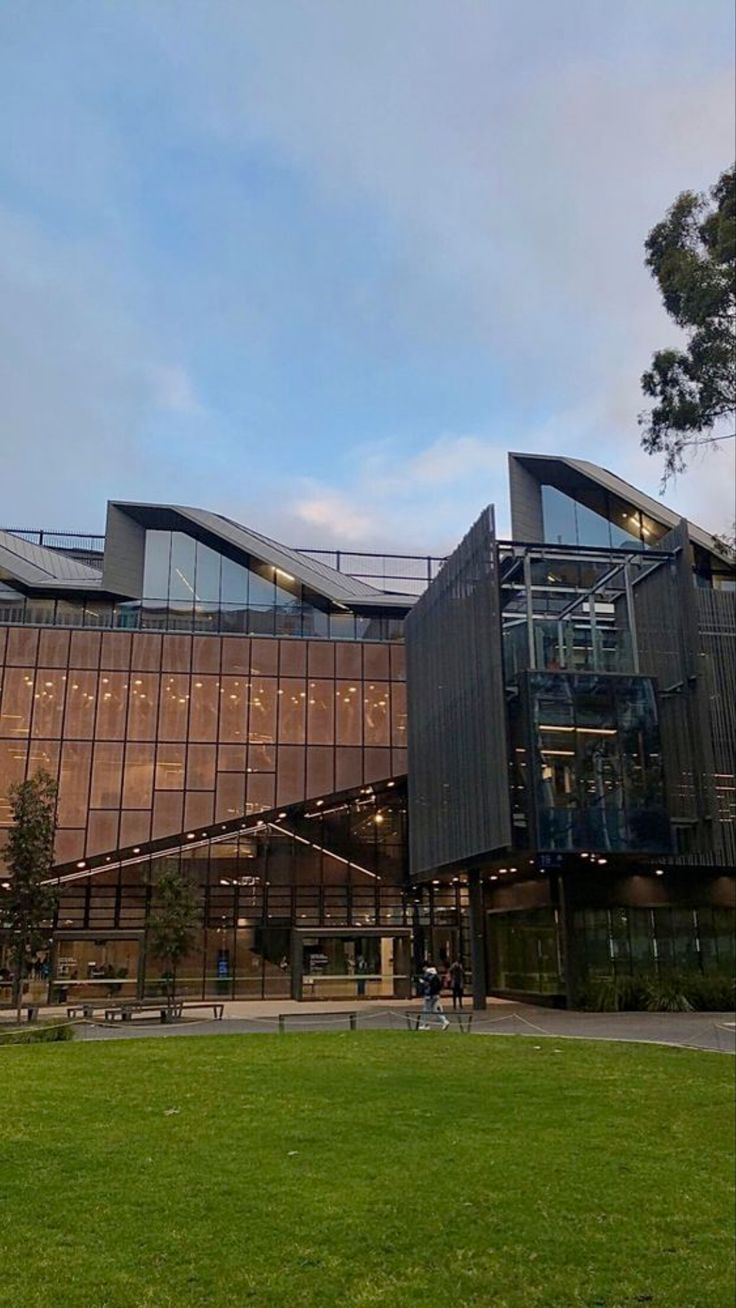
292,487,378,543
150,365,203,416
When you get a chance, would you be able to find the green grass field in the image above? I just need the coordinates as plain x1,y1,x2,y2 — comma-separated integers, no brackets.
1,1032,733,1307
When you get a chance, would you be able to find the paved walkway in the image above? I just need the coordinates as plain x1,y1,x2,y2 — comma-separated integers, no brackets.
27,997,736,1053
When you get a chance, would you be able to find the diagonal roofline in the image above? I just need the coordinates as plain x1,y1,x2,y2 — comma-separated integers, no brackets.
508,452,728,559
109,502,416,608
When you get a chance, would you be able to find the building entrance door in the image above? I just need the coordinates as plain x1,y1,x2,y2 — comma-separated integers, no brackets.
291,928,411,1001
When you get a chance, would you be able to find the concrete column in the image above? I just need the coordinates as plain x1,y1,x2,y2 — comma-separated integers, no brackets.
468,870,487,1011
557,875,579,1010
290,930,303,1001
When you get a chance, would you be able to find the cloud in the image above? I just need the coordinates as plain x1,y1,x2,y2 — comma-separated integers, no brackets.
150,365,203,416
0,0,732,544
291,487,377,543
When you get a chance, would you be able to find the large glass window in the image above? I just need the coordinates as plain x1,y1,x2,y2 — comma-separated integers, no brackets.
169,533,197,606
142,531,171,599
194,542,222,603
541,485,647,550
528,672,670,852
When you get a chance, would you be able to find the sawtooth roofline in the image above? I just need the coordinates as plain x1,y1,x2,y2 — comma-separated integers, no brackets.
508,452,729,563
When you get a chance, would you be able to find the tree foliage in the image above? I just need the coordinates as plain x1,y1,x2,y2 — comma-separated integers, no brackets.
2,770,58,1023
639,164,735,481
146,862,200,1006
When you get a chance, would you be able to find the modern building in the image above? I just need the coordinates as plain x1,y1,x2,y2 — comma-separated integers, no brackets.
1,457,734,1006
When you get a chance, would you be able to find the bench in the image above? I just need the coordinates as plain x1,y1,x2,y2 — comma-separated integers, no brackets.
104,1000,225,1024
67,1002,113,1020
278,1010,357,1033
105,1001,184,1023
0,1003,40,1023
177,1001,224,1020
405,1010,473,1033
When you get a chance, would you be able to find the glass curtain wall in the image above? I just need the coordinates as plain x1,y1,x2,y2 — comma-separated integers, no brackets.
541,485,662,550
573,905,736,982
0,628,407,867
518,672,670,853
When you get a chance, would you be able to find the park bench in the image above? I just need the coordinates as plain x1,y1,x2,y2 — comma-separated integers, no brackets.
169,1001,224,1021
405,1010,473,1033
104,1000,225,1024
105,1000,184,1023
278,1010,357,1033
0,1003,40,1023
67,1001,115,1020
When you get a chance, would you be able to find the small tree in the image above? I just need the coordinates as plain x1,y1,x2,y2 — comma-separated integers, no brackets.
639,163,735,482
146,862,200,1008
2,770,58,1024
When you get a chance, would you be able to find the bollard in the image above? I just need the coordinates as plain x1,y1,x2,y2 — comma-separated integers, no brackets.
278,1014,285,1034
349,1012,356,1031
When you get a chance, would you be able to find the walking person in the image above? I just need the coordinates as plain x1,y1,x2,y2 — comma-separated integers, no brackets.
419,965,449,1030
448,958,465,1011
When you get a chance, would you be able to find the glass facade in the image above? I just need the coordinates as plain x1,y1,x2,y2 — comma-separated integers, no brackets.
510,672,670,854
487,908,563,995
0,628,407,866
573,905,736,981
22,784,458,1002
541,484,662,550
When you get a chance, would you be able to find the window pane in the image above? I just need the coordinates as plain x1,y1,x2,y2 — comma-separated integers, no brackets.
169,533,196,604
64,671,98,739
57,742,92,827
188,743,217,790
0,668,34,738
143,531,171,599
127,672,158,741
278,678,306,744
219,676,248,743
336,681,362,745
189,675,218,742
307,680,334,745
221,556,249,606
95,673,128,740
194,542,222,603
122,743,154,808
364,682,390,746
159,674,190,740
30,670,66,739
90,742,123,807
249,678,276,744
38,629,70,668
248,564,275,608
155,743,186,790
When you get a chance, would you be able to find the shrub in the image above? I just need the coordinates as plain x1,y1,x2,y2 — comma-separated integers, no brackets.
576,971,734,1012
684,974,736,1012
643,974,693,1012
0,1021,74,1047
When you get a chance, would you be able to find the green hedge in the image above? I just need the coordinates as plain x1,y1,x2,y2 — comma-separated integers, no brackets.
0,1021,75,1047
578,972,735,1013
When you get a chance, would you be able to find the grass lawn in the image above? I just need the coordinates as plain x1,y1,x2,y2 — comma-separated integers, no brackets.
1,1033,733,1307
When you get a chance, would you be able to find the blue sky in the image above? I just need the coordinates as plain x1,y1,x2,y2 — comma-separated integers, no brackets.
0,0,733,550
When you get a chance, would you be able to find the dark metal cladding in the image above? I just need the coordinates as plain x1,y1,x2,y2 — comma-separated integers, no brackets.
405,506,511,880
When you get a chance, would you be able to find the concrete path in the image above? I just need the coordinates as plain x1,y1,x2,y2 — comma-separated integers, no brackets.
29,997,736,1053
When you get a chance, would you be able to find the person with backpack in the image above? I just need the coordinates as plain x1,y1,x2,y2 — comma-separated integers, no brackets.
418,965,449,1030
